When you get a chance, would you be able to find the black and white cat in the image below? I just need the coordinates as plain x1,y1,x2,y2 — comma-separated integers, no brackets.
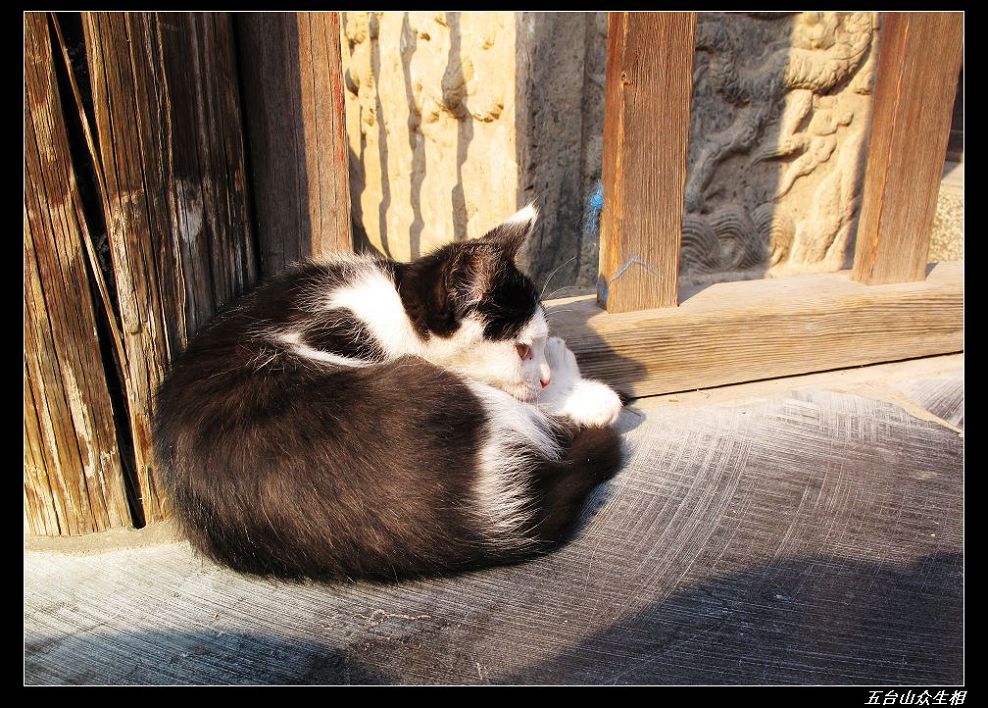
153,205,625,582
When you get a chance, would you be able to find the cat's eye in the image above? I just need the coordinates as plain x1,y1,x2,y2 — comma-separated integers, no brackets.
515,343,532,361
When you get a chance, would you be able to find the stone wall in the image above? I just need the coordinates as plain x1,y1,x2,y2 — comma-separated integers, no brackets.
340,12,518,262
514,12,608,293
339,12,959,292
339,11,604,289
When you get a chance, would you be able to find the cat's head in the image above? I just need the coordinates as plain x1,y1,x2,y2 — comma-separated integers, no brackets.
399,204,552,402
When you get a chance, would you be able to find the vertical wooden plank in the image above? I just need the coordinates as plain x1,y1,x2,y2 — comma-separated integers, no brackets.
237,12,352,278
83,12,257,523
298,12,352,258
597,12,696,313
852,12,963,285
24,13,132,535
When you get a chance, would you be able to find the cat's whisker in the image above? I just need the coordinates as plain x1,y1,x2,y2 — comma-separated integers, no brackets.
539,256,578,302
544,307,582,327
545,307,580,317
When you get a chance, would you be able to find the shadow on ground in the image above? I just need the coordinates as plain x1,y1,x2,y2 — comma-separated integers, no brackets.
26,551,961,685
500,551,963,685
25,629,385,685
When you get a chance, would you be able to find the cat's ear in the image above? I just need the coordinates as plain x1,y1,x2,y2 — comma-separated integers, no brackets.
443,203,538,312
480,203,539,261
444,246,491,310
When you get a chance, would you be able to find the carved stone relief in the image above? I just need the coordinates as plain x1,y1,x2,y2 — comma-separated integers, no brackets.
682,12,880,285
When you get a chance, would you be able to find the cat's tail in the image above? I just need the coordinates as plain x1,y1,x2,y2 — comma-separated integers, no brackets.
466,382,625,558
525,423,625,548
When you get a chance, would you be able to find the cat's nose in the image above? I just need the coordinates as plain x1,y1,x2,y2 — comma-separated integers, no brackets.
540,375,551,388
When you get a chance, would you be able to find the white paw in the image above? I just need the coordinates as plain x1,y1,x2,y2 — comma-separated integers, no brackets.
539,337,579,413
538,337,622,426
557,379,623,428
544,336,580,389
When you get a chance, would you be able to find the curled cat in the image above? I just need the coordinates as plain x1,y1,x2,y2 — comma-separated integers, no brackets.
152,205,625,582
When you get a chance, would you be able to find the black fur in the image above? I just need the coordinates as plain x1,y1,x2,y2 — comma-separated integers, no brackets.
301,311,386,363
153,230,623,583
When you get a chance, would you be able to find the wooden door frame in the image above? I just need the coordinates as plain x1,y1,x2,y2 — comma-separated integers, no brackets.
547,12,963,398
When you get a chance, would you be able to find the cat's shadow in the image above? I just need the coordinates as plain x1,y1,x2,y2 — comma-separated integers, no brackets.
578,406,643,528
614,403,646,435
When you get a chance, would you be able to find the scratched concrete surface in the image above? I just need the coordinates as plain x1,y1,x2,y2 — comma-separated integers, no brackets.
24,357,963,685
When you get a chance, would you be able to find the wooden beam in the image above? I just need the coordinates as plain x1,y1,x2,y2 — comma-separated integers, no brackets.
598,12,696,312
852,12,963,285
236,12,352,277
548,262,962,399
24,13,132,535
83,12,257,523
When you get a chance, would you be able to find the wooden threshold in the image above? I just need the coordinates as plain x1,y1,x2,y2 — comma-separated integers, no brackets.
546,261,962,399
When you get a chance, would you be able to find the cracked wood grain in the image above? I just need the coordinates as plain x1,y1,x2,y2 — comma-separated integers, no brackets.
82,12,257,523
24,13,131,535
236,12,352,277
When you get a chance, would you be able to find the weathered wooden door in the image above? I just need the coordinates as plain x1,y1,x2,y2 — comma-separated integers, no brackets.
23,12,351,536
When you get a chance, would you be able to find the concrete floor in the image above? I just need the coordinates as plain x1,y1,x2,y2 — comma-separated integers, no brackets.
24,355,964,685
